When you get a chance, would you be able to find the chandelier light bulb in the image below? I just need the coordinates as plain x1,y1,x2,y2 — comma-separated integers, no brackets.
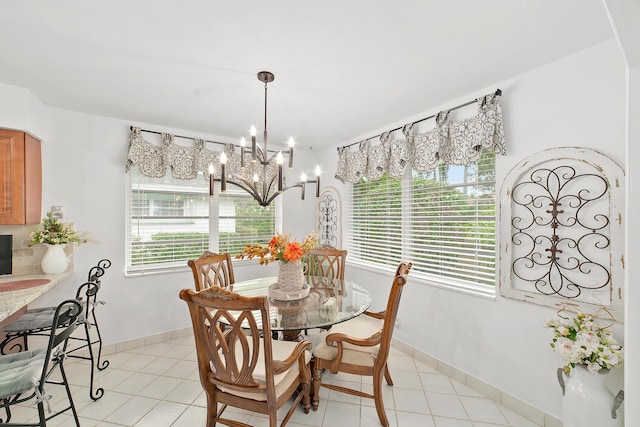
220,152,227,164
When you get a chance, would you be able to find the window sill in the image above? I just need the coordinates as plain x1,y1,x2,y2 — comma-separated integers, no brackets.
347,259,497,301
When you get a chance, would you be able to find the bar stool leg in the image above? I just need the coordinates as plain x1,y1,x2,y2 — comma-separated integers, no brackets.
83,320,105,401
91,308,109,371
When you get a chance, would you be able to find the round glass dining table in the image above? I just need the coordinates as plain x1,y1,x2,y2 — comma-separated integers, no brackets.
228,275,373,341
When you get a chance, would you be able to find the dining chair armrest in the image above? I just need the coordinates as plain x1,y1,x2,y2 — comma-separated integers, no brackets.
326,331,383,348
273,339,312,375
363,310,386,320
325,331,382,373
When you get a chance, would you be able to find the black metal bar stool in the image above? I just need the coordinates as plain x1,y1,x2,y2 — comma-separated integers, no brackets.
0,259,111,401
0,299,83,426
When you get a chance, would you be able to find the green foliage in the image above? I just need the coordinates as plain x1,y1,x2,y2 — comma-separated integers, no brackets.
30,211,90,245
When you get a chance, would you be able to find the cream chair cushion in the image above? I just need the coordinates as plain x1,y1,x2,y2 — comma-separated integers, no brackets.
312,314,384,366
323,314,383,355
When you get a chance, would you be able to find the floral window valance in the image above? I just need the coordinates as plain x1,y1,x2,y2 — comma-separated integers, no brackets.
124,127,279,184
334,91,506,183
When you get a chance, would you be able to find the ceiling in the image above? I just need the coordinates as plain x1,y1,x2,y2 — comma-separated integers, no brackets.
0,1,613,151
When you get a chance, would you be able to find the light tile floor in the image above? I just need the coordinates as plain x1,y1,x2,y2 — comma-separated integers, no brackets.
9,332,543,427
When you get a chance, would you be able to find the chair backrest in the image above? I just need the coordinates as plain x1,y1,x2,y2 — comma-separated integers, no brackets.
188,252,235,291
87,259,112,284
179,286,276,398
305,248,347,280
376,262,412,366
40,299,83,384
76,259,112,315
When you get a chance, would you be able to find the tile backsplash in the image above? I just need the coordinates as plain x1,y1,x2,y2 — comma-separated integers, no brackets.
0,224,74,276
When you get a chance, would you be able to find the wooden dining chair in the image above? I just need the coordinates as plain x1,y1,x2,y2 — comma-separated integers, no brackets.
179,286,313,427
304,247,347,281
188,251,235,291
311,262,412,427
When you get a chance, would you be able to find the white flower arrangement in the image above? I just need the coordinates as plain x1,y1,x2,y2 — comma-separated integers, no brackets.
546,311,623,375
29,212,90,246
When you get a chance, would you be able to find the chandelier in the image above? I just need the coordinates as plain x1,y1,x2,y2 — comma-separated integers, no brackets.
208,71,320,207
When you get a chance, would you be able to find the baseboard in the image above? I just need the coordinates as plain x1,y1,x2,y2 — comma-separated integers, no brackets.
391,338,562,427
100,327,194,356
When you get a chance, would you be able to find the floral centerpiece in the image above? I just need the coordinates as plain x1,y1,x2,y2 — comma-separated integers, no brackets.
29,212,90,246
237,232,318,293
30,212,91,275
236,231,318,265
546,311,623,375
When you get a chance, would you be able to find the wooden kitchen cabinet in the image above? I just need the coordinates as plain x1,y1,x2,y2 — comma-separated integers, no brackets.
0,129,42,224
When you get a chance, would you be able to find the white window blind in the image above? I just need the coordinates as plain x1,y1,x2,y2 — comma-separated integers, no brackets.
346,151,496,289
126,168,276,275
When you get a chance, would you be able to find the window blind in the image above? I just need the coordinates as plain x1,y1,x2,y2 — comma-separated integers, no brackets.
346,151,496,289
126,169,276,274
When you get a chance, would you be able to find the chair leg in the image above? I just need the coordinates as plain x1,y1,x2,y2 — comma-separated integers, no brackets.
302,381,311,414
1,398,11,423
205,393,217,427
384,364,393,385
312,367,322,411
83,321,105,401
373,371,389,427
36,398,47,427
90,309,109,371
59,362,81,426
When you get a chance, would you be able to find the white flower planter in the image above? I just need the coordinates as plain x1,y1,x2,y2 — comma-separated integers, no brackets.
560,365,623,427
41,244,69,274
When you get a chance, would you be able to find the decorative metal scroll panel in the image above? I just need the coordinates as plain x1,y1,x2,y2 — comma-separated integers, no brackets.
316,186,341,248
511,166,610,298
499,147,625,322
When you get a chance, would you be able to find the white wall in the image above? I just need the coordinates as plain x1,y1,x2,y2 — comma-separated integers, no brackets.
602,1,640,424
0,38,629,420
0,93,319,345
317,39,626,418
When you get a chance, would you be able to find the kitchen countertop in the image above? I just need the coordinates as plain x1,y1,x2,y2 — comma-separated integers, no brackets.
0,272,72,322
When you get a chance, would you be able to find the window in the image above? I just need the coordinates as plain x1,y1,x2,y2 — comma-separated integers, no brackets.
126,169,276,275
346,151,496,290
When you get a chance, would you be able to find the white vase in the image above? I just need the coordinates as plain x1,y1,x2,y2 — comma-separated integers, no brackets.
561,365,623,427
277,260,305,292
41,244,69,275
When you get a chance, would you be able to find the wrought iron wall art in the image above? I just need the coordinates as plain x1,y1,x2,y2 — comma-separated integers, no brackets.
499,147,625,322
316,186,341,248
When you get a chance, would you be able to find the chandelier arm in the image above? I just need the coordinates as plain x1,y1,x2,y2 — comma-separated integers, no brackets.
212,178,262,203
263,179,318,206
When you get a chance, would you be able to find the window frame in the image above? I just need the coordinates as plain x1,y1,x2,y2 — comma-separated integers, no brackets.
125,169,280,276
345,153,498,299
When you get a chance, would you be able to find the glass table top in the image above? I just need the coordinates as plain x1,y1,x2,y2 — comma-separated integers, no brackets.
227,275,373,332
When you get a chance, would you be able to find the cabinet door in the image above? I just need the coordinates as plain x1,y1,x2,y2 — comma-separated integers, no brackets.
0,129,26,224
0,129,41,224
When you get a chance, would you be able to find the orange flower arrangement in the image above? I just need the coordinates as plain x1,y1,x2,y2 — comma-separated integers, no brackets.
236,232,318,265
